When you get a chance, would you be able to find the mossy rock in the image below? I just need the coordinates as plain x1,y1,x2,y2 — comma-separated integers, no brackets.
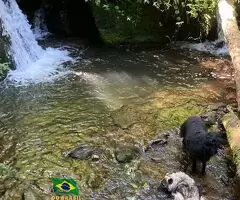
157,103,204,131
0,164,18,196
0,61,9,81
115,146,141,163
101,32,127,44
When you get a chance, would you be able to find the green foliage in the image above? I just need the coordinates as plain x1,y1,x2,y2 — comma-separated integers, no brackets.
0,59,9,80
186,0,217,36
157,100,204,131
146,0,217,36
92,0,144,37
90,0,218,39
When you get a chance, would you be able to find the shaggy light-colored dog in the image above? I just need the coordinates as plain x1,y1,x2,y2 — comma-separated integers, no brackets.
161,172,204,200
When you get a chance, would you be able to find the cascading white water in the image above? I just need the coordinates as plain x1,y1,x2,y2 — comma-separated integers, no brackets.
176,10,229,56
0,0,73,84
0,0,44,68
32,8,50,40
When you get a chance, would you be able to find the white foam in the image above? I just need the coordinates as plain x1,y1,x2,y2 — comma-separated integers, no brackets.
179,40,229,56
7,48,73,84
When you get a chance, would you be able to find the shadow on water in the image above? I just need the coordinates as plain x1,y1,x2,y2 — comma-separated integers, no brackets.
0,47,238,199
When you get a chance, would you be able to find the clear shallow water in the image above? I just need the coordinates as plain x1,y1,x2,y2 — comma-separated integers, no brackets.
0,48,238,199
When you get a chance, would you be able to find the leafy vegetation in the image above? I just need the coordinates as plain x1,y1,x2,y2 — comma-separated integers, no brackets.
90,0,218,42
0,60,9,80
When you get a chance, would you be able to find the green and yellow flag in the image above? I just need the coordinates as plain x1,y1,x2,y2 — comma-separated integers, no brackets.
51,178,79,196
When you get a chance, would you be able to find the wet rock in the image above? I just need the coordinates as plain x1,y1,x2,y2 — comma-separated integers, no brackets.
145,139,167,152
207,102,226,111
226,92,236,101
208,124,219,133
135,180,172,200
0,164,17,195
87,173,104,189
201,111,217,126
23,190,38,200
68,145,101,160
115,146,140,163
214,41,225,49
162,132,170,139
150,139,168,147
91,154,100,161
201,102,229,127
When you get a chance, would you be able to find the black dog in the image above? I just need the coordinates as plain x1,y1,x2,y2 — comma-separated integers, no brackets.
180,116,225,174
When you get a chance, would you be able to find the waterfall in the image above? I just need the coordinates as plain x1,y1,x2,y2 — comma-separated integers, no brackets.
32,8,50,40
175,9,229,56
216,9,225,42
0,0,73,84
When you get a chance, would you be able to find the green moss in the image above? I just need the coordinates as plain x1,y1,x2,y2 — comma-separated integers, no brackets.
0,61,10,80
0,164,16,178
102,32,126,44
157,101,204,131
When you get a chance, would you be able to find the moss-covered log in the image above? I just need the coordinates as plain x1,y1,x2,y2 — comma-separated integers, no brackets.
222,108,240,176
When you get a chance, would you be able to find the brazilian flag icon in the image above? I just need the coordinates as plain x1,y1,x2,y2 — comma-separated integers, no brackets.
51,178,79,196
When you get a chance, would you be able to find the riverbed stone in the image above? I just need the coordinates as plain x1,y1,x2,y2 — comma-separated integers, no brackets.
201,111,217,125
207,102,227,111
23,189,38,200
115,146,141,163
68,145,101,160
0,164,18,195
145,139,168,153
87,173,104,189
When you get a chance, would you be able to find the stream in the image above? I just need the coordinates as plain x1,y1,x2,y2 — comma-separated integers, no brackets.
0,46,238,200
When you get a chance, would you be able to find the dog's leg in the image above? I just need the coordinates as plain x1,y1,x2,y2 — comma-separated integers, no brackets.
181,152,189,172
201,161,206,174
191,159,197,173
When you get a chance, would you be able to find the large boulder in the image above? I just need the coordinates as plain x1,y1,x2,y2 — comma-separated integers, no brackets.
115,145,140,163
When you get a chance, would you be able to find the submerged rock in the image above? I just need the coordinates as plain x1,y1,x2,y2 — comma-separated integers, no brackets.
115,146,141,163
68,145,101,161
145,139,168,153
23,190,38,200
0,164,17,195
87,173,104,189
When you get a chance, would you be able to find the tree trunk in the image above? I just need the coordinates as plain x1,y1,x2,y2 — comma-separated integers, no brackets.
218,0,240,111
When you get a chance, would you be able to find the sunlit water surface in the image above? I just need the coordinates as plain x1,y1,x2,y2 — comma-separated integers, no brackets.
0,48,238,199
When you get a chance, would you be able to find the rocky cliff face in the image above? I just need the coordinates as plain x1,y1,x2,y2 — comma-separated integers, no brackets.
17,0,103,45
0,38,5,59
